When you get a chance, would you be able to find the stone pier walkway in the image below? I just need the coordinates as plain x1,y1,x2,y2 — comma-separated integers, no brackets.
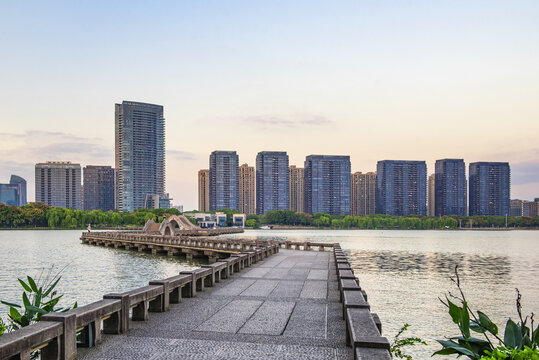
78,249,353,359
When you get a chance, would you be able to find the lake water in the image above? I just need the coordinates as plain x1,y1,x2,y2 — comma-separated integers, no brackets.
1,229,538,358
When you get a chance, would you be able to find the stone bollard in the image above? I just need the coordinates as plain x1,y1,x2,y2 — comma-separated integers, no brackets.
41,313,77,360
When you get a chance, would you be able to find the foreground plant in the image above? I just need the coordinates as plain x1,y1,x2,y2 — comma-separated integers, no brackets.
0,266,77,331
434,266,539,359
390,323,427,359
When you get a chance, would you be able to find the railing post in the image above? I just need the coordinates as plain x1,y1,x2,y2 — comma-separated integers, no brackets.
41,313,76,360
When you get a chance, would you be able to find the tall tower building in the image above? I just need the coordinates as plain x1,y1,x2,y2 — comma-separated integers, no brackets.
427,174,435,216
469,162,510,216
115,101,165,212
198,169,210,212
304,155,351,215
83,166,115,211
289,165,304,213
351,172,377,216
0,175,27,207
256,151,289,215
35,162,82,209
9,175,27,206
239,164,255,214
435,159,467,216
376,160,427,216
209,151,239,211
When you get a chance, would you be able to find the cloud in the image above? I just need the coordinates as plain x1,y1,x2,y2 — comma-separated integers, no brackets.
166,149,197,161
242,114,333,128
0,131,112,163
511,161,539,186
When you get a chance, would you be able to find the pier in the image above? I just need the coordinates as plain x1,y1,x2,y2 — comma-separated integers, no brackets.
0,243,390,360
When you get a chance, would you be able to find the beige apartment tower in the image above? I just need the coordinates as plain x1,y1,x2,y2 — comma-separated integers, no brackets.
198,169,210,212
289,165,304,213
428,173,435,216
351,172,376,216
239,164,255,214
35,161,82,209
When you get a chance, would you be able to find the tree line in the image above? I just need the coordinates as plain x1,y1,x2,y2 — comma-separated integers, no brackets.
0,203,181,229
1,203,538,229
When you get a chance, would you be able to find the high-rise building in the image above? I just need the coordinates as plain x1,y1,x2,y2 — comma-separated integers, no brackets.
239,164,255,214
256,151,289,214
469,162,510,216
351,172,376,216
35,162,82,209
209,151,239,211
0,175,27,207
376,160,427,216
510,199,523,217
427,174,435,216
115,101,165,212
522,201,537,217
435,159,467,216
198,169,210,212
304,155,351,215
289,166,304,213
10,175,27,206
83,166,115,211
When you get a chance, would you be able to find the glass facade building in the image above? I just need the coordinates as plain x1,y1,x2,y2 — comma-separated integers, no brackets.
376,160,427,216
435,159,467,216
83,166,115,211
115,101,165,211
304,155,351,215
209,151,239,211
256,151,289,214
469,162,510,216
0,174,26,207
289,166,304,213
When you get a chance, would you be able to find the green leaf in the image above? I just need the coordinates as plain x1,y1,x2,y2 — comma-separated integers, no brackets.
1,300,21,308
26,276,38,292
435,340,477,357
447,298,462,325
504,319,523,349
461,301,470,339
9,306,22,320
478,311,498,335
471,320,487,333
432,347,458,355
26,305,47,315
22,292,30,307
533,324,539,345
18,279,32,292
42,277,61,297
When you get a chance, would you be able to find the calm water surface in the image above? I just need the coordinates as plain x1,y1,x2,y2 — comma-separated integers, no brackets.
1,229,538,358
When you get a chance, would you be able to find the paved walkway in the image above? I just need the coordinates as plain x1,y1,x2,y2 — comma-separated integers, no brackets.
78,249,353,359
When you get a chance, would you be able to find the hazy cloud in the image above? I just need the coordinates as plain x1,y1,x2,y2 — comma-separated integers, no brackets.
511,161,539,186
167,149,197,161
242,114,333,128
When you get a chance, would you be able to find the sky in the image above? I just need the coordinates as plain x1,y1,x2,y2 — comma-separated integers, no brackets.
1,1,538,210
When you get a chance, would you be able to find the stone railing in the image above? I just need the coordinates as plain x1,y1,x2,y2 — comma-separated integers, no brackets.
0,244,279,360
333,243,391,360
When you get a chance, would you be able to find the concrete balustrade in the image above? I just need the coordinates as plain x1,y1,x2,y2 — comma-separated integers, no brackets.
332,246,391,360
0,321,63,360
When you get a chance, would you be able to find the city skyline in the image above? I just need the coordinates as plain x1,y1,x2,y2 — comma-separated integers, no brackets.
1,1,538,210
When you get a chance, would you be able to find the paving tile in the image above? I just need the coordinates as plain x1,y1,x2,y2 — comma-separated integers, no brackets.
307,269,329,280
240,279,279,297
300,280,328,299
196,299,263,333
212,279,256,296
268,280,304,298
238,300,296,335
283,302,327,339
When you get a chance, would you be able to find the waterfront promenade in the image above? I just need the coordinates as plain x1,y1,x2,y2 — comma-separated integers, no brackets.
78,249,354,359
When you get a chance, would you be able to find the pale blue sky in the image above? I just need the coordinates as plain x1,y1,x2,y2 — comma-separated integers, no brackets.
1,1,538,209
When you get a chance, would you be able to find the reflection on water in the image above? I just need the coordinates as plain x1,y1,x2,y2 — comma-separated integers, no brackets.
347,250,511,280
